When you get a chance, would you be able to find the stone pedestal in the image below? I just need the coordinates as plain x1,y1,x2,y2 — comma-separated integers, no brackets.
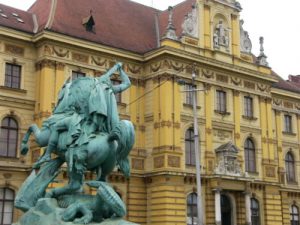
13,198,139,225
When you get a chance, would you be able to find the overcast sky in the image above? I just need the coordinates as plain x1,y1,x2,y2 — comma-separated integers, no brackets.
0,0,298,80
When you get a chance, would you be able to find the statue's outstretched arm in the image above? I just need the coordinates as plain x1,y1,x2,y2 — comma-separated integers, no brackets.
98,62,122,82
112,68,131,93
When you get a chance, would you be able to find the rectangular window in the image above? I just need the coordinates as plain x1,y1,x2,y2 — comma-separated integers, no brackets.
216,90,226,113
244,96,253,117
284,115,292,133
185,83,194,105
5,63,21,89
112,80,121,103
72,71,85,80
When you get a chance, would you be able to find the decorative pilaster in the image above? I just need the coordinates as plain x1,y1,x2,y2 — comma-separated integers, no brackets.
231,14,240,57
266,98,274,160
204,5,211,49
205,84,213,152
214,189,221,225
233,90,241,149
244,192,251,225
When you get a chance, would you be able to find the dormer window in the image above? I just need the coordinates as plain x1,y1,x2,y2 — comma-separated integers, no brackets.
82,15,95,32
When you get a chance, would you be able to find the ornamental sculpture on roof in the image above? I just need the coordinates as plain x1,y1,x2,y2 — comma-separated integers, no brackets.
14,63,137,225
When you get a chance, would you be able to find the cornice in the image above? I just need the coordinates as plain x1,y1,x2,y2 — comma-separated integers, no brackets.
271,88,300,100
144,46,277,83
33,31,143,61
0,27,33,41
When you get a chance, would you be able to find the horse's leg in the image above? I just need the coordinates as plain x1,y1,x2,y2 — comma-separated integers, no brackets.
46,163,83,198
32,129,59,169
21,124,45,155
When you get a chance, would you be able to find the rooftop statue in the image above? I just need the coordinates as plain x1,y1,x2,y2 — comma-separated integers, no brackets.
14,63,138,225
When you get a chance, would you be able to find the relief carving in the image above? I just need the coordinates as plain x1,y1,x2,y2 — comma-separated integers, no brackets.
273,98,282,106
202,69,214,79
283,101,293,109
231,77,242,85
216,74,228,83
154,156,164,168
44,45,52,55
168,155,180,168
5,44,24,56
150,62,162,72
72,52,89,63
257,83,268,92
244,81,255,90
91,56,107,66
53,46,69,58
265,166,275,178
127,64,141,74
132,158,144,170
170,61,184,71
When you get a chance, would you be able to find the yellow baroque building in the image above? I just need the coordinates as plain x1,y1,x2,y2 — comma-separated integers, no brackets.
0,0,299,225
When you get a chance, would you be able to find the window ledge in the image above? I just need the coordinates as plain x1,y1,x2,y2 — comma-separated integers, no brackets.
0,86,27,93
183,103,201,109
242,115,257,121
214,110,230,115
246,171,259,176
117,102,127,107
287,181,298,185
282,131,296,136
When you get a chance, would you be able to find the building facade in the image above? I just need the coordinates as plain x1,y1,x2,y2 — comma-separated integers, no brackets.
0,0,299,225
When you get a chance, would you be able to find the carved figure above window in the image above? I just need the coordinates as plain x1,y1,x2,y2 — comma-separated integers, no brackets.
213,20,229,49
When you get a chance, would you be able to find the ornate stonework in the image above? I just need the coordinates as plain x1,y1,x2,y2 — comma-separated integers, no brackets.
5,44,24,56
214,141,242,176
181,3,198,38
213,19,229,50
240,20,252,54
132,158,144,170
167,155,180,168
91,56,107,66
72,52,89,63
154,156,165,168
53,46,69,58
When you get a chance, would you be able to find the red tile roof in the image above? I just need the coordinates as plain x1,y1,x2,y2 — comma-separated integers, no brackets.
30,0,159,53
271,71,300,94
0,4,35,33
0,0,197,53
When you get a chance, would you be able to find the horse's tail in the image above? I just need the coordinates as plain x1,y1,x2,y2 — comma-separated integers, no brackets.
109,120,135,178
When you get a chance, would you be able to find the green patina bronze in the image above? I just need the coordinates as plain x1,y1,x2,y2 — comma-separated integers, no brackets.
14,63,138,225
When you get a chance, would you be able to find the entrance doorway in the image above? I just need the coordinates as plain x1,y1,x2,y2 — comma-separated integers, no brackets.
221,194,232,225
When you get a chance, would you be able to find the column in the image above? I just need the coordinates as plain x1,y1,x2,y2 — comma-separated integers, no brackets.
231,14,240,58
214,189,221,225
204,4,211,49
244,192,251,225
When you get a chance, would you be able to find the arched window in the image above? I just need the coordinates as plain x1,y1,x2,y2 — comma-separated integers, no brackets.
244,138,256,172
187,193,197,225
286,152,296,183
0,117,18,157
290,204,299,225
185,128,195,166
251,198,260,225
0,188,15,225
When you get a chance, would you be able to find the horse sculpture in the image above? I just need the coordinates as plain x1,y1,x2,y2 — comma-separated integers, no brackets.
15,62,135,224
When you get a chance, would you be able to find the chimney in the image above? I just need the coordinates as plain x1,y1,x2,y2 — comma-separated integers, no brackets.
288,75,300,84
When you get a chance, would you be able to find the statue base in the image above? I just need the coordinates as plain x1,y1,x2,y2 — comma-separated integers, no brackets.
13,198,139,225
